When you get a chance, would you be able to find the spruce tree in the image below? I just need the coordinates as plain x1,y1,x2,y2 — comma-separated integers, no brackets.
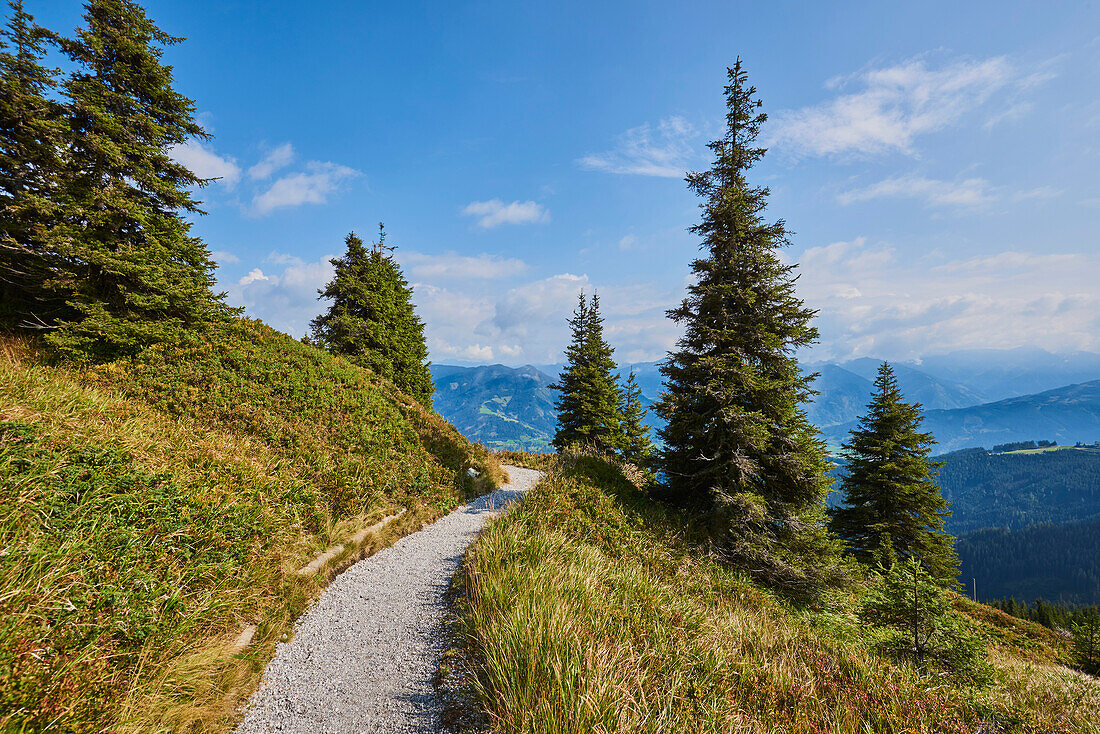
620,370,654,466
0,0,68,329
1072,609,1100,675
861,557,988,680
310,226,433,407
829,363,958,581
655,61,835,589
551,292,591,450
47,0,227,360
551,292,625,454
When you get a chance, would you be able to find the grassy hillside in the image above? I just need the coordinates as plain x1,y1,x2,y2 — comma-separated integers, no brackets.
453,454,1099,733
0,319,504,733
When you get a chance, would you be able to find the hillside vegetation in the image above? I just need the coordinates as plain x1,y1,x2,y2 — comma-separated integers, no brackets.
0,319,504,732
455,455,1100,733
935,447,1100,533
959,517,1100,605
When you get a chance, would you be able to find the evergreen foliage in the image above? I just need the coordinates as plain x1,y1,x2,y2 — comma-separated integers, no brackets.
861,558,989,681
1072,610,1100,675
0,0,68,330
550,292,624,454
620,370,654,466
46,0,228,360
959,517,1100,606
550,292,590,450
655,61,835,590
309,226,433,407
830,363,959,581
933,445,1100,533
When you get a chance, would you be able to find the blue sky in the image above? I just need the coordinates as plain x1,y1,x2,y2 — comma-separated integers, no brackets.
31,1,1100,365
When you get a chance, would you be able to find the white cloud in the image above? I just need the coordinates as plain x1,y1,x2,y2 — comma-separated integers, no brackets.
983,101,1033,129
837,175,994,208
404,269,682,365
248,143,295,180
1012,186,1063,202
265,251,306,267
578,116,697,177
933,251,1078,272
792,238,1100,361
169,140,241,188
252,161,359,215
771,56,1016,158
400,251,528,280
618,235,637,250
211,250,240,264
228,257,335,336
462,199,549,229
238,267,270,287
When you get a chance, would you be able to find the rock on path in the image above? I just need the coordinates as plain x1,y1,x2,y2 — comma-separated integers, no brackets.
235,465,542,734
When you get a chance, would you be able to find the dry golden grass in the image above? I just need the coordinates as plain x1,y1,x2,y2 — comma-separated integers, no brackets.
456,455,1100,734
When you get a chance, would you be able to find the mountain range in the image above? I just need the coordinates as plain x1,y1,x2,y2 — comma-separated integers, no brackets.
430,363,556,451
439,348,1100,453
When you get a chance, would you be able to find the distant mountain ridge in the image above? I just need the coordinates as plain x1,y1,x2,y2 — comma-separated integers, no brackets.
821,379,1100,453
435,348,1100,453
430,363,557,451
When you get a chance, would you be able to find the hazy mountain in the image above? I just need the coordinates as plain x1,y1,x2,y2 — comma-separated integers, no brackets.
430,364,557,451
823,379,1100,452
897,347,1100,402
839,359,988,407
804,361,986,430
443,350,1100,453
805,365,873,428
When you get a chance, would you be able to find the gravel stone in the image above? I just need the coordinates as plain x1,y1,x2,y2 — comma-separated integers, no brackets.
235,466,542,734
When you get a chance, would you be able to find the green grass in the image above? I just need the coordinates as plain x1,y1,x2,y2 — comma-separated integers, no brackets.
455,453,1100,733
0,319,504,732
998,445,1097,455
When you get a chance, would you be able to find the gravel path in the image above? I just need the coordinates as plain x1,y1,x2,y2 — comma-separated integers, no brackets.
235,466,542,734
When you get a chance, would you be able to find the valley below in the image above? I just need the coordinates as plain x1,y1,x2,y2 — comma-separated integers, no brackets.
431,349,1100,606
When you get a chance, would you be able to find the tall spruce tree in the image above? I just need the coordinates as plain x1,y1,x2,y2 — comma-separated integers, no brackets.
0,0,68,329
47,0,227,360
551,292,591,450
551,291,625,454
620,370,654,466
829,363,958,580
310,226,433,407
655,61,835,589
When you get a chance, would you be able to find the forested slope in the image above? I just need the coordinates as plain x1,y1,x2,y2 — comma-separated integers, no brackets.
0,320,504,732
958,517,1100,605
935,446,1100,533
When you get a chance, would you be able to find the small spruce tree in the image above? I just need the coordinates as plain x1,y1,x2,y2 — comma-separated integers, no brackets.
48,0,228,360
655,60,836,589
551,291,624,454
310,226,433,407
1071,608,1100,675
0,0,69,330
620,370,654,466
861,557,988,681
830,362,958,581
